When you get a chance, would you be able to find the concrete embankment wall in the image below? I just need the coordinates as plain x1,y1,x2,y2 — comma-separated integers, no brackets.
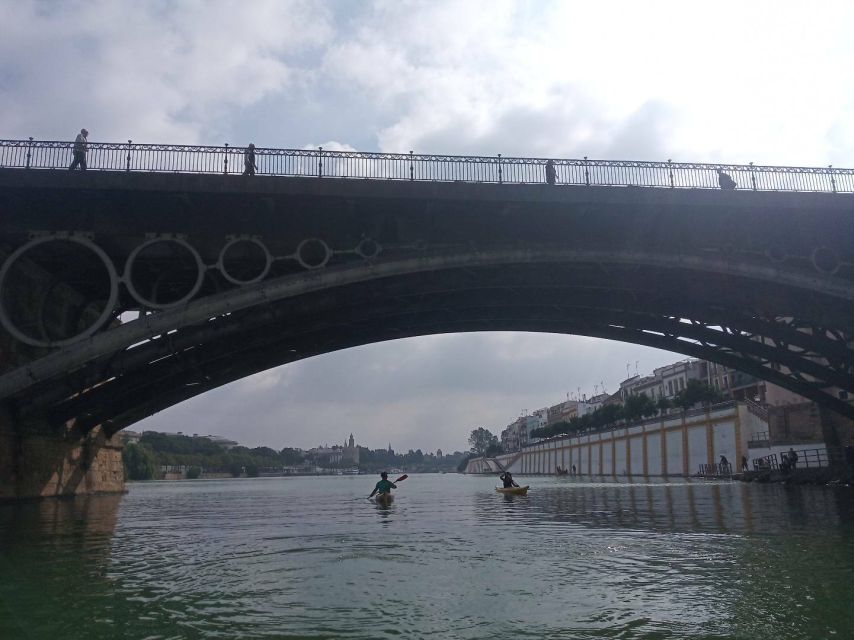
467,402,763,477
0,407,125,500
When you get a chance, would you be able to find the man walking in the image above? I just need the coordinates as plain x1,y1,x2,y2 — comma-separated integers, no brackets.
243,143,257,176
69,128,89,170
545,159,557,185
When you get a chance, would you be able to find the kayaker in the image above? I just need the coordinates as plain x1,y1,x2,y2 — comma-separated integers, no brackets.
368,471,397,499
499,472,519,488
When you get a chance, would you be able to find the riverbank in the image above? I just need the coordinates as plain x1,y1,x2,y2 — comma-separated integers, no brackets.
738,467,854,486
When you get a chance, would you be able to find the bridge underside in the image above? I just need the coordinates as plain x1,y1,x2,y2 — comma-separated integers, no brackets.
1,169,853,442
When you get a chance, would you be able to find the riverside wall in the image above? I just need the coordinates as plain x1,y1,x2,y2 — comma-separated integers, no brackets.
467,402,766,477
0,407,125,500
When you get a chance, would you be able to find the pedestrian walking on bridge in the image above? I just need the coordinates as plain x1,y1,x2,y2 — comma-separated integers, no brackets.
545,159,557,185
243,143,257,176
69,128,89,170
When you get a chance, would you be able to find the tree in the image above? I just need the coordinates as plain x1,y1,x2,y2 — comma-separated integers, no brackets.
485,442,504,457
657,397,672,414
468,428,499,457
280,447,304,465
596,403,624,427
186,466,202,479
674,379,724,410
624,394,656,422
122,443,157,481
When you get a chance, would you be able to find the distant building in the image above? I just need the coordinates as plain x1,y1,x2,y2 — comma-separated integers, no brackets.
117,430,141,444
202,434,239,449
546,400,578,426
500,415,534,452
619,359,708,404
342,433,360,465
145,431,239,449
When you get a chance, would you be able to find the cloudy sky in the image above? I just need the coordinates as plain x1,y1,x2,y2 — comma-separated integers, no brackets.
3,0,851,453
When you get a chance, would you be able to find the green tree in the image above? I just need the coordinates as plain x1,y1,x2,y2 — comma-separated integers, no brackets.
186,466,202,479
122,443,157,481
595,403,624,428
623,394,657,422
674,379,724,410
280,447,304,465
484,442,504,457
468,428,499,457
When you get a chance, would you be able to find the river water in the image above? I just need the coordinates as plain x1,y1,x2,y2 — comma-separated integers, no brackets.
2,474,854,639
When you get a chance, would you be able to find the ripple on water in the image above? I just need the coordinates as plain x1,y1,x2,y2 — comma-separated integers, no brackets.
2,476,854,639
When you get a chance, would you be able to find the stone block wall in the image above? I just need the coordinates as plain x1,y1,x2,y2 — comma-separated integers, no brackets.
0,408,125,500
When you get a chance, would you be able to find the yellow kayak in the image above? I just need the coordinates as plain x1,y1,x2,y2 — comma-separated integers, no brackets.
495,486,529,495
375,493,394,506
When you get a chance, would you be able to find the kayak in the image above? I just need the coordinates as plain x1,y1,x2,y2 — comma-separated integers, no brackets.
374,493,394,506
495,486,529,495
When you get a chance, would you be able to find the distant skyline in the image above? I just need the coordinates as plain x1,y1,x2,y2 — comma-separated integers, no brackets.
3,0,852,452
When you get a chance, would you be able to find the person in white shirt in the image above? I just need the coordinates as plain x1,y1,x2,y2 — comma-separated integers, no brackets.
69,128,89,170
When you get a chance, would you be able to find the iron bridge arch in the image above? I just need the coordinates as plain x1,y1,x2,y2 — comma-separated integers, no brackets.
0,165,853,434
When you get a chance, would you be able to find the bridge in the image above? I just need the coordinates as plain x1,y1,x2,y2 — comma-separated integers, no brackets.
1,138,853,498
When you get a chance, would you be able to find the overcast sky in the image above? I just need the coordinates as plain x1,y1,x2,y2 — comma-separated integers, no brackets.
3,1,851,453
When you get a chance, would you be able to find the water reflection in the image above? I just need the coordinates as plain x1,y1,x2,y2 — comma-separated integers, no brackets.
0,477,853,639
472,475,854,537
0,494,122,639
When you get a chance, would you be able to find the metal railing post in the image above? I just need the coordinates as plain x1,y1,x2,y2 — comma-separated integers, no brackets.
668,159,674,188
584,156,590,186
829,165,837,193
25,136,33,169
409,150,414,181
497,154,503,184
126,140,132,171
318,146,323,178
749,161,757,191
223,143,229,174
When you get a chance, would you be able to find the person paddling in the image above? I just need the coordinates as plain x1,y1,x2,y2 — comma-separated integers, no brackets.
368,471,397,499
499,471,519,488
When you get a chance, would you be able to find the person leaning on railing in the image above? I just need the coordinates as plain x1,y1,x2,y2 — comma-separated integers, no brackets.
717,168,736,190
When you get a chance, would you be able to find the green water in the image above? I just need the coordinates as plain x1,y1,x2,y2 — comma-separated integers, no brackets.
1,475,853,639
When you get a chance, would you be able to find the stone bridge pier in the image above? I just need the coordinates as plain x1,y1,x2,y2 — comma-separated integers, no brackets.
0,407,124,500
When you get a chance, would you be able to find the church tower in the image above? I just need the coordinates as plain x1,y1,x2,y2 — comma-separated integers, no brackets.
343,433,359,465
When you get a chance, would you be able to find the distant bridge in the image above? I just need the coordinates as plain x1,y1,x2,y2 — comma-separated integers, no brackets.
1,138,853,440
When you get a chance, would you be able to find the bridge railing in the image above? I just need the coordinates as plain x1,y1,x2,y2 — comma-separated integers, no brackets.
2,138,854,192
